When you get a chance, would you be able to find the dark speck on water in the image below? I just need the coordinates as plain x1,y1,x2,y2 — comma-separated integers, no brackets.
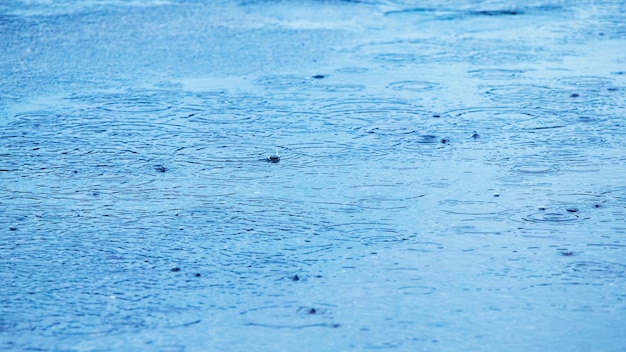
154,165,167,173
171,267,181,272
266,152,280,163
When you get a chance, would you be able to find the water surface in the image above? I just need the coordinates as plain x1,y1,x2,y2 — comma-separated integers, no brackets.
1,0,626,351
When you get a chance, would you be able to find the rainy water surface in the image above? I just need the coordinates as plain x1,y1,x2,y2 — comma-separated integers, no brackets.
1,0,626,351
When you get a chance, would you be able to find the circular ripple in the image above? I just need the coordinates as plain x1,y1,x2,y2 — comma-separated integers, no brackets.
519,229,560,238
308,84,365,92
335,67,369,74
440,200,505,215
318,98,430,129
372,53,416,63
557,76,615,88
484,83,616,110
509,205,586,224
240,304,335,328
355,41,456,65
397,285,436,296
445,107,562,132
483,84,552,105
524,211,579,223
512,163,559,174
253,74,309,89
468,68,526,80
10,112,62,128
387,80,440,92
361,235,407,244
98,95,172,113
569,261,626,278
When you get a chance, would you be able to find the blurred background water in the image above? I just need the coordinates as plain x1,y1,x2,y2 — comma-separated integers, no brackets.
1,0,626,351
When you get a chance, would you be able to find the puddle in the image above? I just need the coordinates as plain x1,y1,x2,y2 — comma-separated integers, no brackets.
1,0,626,351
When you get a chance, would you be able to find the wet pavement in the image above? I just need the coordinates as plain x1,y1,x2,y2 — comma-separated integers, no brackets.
1,0,626,351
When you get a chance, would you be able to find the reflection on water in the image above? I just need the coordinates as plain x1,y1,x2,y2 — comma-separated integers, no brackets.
1,0,626,351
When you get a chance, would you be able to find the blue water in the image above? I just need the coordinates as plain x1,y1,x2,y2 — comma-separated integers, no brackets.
1,0,626,351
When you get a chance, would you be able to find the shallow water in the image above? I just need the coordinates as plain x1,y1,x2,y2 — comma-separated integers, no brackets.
1,0,626,351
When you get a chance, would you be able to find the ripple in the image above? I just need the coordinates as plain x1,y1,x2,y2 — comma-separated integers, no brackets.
482,84,553,105
524,211,579,223
440,200,505,215
387,80,440,92
317,98,431,130
556,76,615,88
253,74,309,89
468,68,526,80
415,134,445,144
9,112,63,129
179,106,263,125
95,93,173,113
307,84,365,92
371,53,416,63
518,229,560,238
317,98,422,114
483,83,617,110
397,285,436,296
335,67,369,74
445,106,562,133
512,162,559,174
568,261,626,278
240,304,337,329
361,235,408,244
355,41,456,65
